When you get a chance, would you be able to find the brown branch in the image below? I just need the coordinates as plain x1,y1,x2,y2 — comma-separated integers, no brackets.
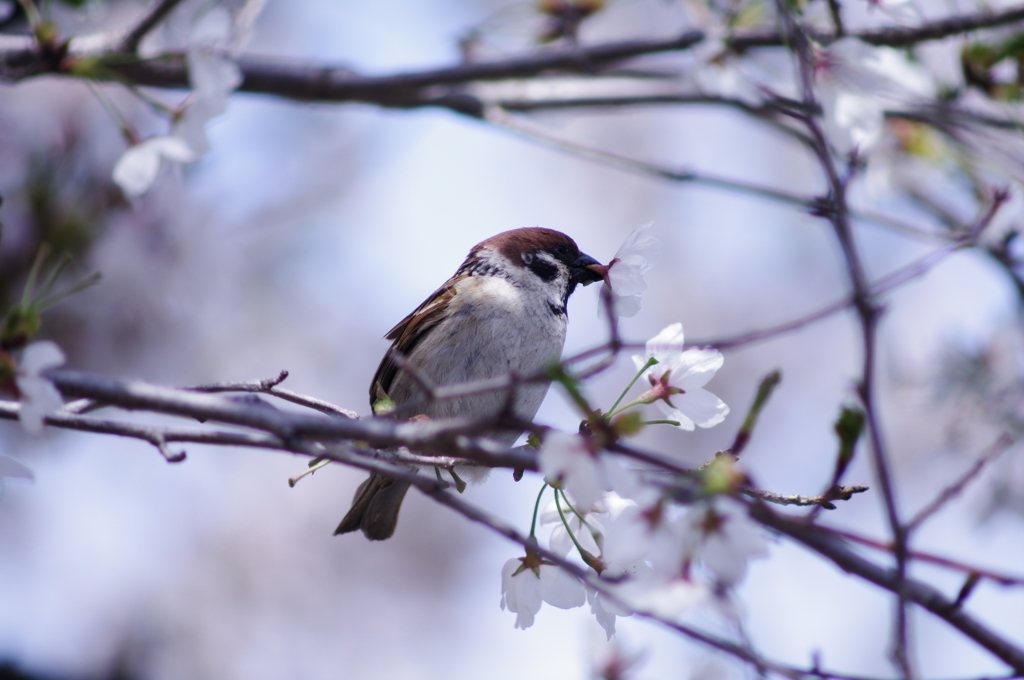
118,0,187,53
827,527,1024,587
189,370,360,419
34,369,538,469
727,4,1024,50
743,483,869,509
2,5,1024,110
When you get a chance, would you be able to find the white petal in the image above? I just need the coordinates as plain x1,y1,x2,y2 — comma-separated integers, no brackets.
699,503,769,585
187,49,242,103
656,403,695,431
15,376,63,434
610,291,643,318
677,388,729,428
619,577,704,621
608,262,648,297
613,222,661,269
539,432,605,510
112,143,160,196
600,506,650,568
602,223,661,318
670,348,725,390
0,455,34,481
500,558,543,629
190,6,233,46
631,353,650,374
540,565,586,609
112,137,195,197
587,587,619,639
645,323,686,365
20,340,65,375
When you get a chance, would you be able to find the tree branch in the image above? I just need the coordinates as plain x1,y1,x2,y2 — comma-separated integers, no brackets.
117,0,187,53
750,502,1024,673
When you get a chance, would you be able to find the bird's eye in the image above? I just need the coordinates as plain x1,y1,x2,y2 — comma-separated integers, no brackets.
553,244,568,256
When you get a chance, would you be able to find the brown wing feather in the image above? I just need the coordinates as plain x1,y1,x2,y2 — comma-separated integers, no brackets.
369,275,468,408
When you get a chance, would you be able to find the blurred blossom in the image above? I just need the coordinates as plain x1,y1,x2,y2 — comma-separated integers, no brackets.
175,49,244,156
543,499,602,558
538,431,635,510
603,222,661,318
113,3,250,196
15,340,65,434
500,553,586,629
590,636,646,680
601,500,680,577
681,498,769,586
0,455,35,500
611,573,704,623
112,136,197,197
691,36,762,104
814,38,934,156
587,577,644,639
633,323,729,430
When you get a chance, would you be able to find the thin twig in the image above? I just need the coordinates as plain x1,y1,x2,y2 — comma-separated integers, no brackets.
118,0,189,53
826,527,1024,587
906,433,1016,532
750,501,1024,673
743,483,868,509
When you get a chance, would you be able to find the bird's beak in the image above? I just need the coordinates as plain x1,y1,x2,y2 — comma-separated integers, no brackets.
587,263,610,286
572,253,606,286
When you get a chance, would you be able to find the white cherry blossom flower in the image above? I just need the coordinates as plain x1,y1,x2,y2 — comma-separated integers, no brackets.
633,323,729,430
0,455,35,500
500,552,585,629
537,431,616,511
681,497,769,586
542,499,602,558
112,135,197,197
174,49,243,156
814,38,934,156
613,573,705,622
601,500,677,575
602,222,661,318
14,340,65,434
112,4,248,197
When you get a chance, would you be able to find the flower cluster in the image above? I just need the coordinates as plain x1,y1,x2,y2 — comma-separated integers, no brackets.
503,452,768,637
112,4,260,197
501,242,762,635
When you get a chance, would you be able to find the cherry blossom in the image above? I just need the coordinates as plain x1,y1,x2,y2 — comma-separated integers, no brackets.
174,49,244,157
499,551,585,629
14,340,65,434
112,136,197,197
537,431,620,511
111,4,248,197
681,497,769,586
632,323,729,430
543,499,601,558
813,38,933,157
602,222,661,318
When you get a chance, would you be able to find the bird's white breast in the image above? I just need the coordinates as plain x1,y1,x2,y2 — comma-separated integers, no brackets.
390,275,566,442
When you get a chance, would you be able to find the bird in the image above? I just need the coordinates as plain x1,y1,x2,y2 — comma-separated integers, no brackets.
335,227,606,540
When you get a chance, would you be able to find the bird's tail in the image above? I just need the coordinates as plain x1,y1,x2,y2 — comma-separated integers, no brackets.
334,473,411,541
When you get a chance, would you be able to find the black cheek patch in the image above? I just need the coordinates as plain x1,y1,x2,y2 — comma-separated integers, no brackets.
528,256,558,282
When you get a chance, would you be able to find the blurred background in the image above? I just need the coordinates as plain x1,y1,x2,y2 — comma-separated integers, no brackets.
1,0,1023,678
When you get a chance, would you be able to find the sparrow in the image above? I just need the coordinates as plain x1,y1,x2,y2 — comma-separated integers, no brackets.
335,227,605,540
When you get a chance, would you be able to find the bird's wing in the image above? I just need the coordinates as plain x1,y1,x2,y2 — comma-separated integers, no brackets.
369,275,469,409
